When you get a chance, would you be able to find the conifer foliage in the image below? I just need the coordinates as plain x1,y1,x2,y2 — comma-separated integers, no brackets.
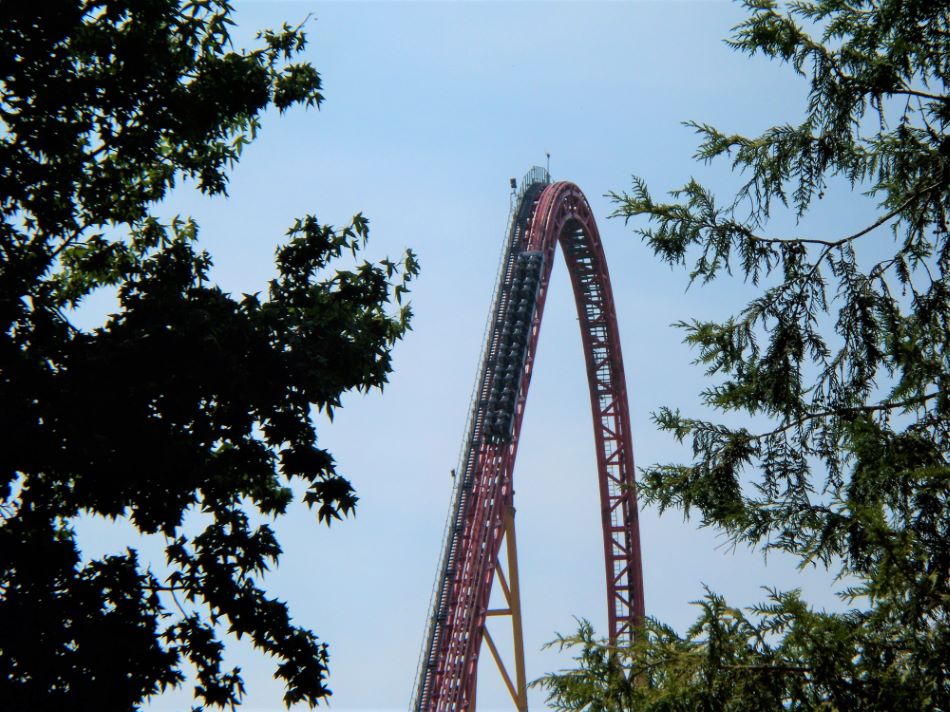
0,2,417,709
539,1,949,708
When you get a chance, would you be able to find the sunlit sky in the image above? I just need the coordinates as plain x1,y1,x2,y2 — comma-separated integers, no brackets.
74,1,873,709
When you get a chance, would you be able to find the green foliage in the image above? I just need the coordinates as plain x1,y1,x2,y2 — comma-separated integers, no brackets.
540,0,948,708
0,2,417,710
538,589,938,711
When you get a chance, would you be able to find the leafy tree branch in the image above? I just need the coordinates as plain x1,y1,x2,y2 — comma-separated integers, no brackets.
0,2,417,709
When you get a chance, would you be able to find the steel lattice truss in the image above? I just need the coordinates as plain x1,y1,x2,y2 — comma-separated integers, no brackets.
412,171,645,711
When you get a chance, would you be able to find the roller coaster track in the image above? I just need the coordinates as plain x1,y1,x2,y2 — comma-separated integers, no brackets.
412,169,645,711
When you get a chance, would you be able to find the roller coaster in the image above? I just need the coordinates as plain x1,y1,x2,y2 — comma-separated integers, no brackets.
412,168,645,711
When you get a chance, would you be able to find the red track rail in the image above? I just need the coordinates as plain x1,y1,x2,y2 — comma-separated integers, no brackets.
413,177,644,711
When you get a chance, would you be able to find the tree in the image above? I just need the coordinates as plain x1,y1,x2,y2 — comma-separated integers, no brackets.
538,0,948,708
0,2,417,710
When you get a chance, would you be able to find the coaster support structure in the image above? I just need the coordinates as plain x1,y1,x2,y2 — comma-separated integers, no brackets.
412,169,645,711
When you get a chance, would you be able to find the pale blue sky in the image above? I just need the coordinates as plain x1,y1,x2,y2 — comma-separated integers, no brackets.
74,1,870,709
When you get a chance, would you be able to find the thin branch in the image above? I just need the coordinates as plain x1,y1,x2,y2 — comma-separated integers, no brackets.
894,85,948,103
169,586,190,619
753,391,941,441
742,182,941,249
146,584,188,593
721,663,812,673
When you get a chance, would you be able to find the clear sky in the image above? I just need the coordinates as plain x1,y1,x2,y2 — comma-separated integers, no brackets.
74,1,869,709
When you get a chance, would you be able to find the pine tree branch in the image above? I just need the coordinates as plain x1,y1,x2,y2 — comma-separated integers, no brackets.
720,663,812,674
752,391,940,442
738,180,941,335
894,85,948,103
742,182,941,249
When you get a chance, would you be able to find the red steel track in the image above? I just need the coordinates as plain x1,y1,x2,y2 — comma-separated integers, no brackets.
413,171,645,711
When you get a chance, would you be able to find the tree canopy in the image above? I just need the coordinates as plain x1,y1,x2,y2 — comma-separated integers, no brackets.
0,2,416,709
538,0,949,709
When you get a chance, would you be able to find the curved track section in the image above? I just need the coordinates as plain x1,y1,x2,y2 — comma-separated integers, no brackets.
413,172,644,711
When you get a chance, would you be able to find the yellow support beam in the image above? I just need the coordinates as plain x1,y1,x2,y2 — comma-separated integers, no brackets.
480,506,528,711
503,507,528,712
